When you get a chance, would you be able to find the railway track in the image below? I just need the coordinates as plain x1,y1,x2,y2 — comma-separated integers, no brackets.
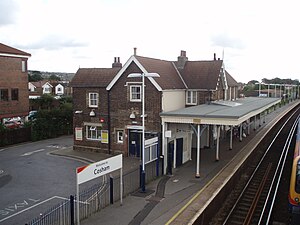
222,109,300,225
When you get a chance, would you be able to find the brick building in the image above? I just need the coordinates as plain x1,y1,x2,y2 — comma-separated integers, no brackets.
71,50,239,162
71,57,122,153
0,43,31,123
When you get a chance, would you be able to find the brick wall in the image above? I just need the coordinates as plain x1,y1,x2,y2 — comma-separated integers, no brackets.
73,87,110,153
0,56,29,119
109,62,162,155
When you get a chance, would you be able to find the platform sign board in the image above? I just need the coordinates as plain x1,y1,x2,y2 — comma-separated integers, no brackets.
76,154,123,225
77,154,122,184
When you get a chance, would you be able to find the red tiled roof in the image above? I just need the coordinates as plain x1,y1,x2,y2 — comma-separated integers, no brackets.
0,43,31,56
70,68,121,87
135,56,186,89
180,60,223,90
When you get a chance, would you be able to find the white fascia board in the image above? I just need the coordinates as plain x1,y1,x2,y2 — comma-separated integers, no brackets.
106,55,162,92
28,82,37,88
42,82,53,88
172,62,188,89
0,53,30,58
132,57,162,91
222,62,228,89
107,55,135,91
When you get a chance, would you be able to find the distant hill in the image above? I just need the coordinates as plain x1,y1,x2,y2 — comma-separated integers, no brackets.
28,70,75,81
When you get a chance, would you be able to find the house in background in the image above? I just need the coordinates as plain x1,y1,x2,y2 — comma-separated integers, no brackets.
0,43,31,123
28,80,70,99
71,50,239,167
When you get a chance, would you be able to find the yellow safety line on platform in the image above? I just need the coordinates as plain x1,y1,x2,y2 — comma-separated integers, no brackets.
165,175,216,225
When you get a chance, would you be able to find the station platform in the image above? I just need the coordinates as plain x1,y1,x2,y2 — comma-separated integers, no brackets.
52,100,300,225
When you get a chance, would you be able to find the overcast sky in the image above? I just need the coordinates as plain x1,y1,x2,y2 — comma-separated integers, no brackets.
1,0,299,83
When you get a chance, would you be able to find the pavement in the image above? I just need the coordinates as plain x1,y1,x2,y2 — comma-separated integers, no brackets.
51,100,300,225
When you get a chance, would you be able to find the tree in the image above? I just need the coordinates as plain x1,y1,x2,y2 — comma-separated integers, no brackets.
49,74,61,81
28,71,43,82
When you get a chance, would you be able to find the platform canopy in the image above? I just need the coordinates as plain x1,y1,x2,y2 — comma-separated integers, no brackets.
160,97,281,126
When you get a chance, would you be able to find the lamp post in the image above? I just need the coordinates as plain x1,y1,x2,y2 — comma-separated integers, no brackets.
127,72,160,192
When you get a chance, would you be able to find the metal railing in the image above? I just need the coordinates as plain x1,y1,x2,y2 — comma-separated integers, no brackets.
26,158,163,225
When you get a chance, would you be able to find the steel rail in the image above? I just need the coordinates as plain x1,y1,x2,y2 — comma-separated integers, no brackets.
244,163,272,225
258,115,300,224
222,109,299,225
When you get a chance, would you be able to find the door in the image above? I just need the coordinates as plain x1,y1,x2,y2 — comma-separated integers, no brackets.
176,138,183,167
128,130,141,157
167,141,174,175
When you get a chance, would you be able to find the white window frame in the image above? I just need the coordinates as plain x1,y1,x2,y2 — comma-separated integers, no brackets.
89,92,99,108
22,60,26,72
117,130,124,143
186,90,197,105
86,125,102,140
145,143,158,164
130,85,141,102
44,86,51,94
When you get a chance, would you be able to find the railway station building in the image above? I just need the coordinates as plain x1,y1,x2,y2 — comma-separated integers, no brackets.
71,49,289,177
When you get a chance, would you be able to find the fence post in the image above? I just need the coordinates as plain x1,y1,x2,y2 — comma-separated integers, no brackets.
160,155,164,176
139,165,142,188
70,195,75,225
110,176,114,204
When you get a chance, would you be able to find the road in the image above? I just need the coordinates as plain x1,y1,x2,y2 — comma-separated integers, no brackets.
0,136,84,225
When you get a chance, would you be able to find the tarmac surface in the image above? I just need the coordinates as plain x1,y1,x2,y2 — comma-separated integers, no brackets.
51,100,300,225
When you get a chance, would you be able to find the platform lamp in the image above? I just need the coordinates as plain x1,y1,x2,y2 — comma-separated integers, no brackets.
127,72,160,192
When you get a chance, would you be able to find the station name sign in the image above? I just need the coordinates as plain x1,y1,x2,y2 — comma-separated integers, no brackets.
76,154,122,184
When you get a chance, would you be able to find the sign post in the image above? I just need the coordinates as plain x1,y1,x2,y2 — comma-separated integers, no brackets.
76,154,122,225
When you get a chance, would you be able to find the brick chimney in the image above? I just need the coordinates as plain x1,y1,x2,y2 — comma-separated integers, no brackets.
112,57,122,68
176,50,188,69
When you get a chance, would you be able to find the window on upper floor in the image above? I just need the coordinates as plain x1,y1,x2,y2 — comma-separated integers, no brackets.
89,92,99,108
22,60,27,72
44,86,51,94
11,89,19,101
186,90,197,105
130,85,141,102
0,89,9,101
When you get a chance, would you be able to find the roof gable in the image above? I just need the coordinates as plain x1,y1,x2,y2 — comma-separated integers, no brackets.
107,55,186,91
42,82,53,88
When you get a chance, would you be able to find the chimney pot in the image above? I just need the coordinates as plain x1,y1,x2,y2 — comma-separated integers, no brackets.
112,57,122,68
214,53,216,60
180,50,186,57
134,47,137,56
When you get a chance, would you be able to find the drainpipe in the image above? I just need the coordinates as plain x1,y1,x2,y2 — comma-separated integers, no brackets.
108,90,111,154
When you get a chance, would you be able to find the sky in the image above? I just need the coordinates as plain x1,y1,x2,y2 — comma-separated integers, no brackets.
1,0,300,83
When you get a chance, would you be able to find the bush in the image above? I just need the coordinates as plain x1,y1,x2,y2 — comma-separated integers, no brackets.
31,100,73,141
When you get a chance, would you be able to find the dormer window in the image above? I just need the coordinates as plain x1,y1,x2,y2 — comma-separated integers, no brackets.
186,90,197,105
